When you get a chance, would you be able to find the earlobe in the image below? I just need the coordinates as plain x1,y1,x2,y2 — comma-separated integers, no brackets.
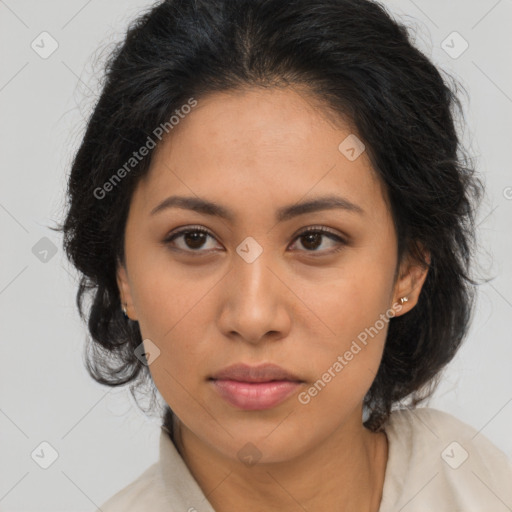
116,262,136,320
393,248,430,315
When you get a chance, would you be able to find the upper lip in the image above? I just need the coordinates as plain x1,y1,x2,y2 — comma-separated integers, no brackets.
210,363,303,383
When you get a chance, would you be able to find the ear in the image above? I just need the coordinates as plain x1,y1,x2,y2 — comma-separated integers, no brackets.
392,244,430,317
116,260,137,321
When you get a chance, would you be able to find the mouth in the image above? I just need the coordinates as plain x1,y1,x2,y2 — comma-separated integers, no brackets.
209,363,304,410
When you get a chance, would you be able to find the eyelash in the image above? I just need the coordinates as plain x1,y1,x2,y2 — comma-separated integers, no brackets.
162,224,347,256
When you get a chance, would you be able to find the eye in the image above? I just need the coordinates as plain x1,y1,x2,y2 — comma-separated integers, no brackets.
162,225,347,255
289,226,347,255
163,225,220,254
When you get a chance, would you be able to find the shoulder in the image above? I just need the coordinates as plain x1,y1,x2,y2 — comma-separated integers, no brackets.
95,427,216,512
379,407,512,512
96,463,168,512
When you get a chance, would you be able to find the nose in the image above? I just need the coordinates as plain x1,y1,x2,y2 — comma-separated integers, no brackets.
216,247,292,345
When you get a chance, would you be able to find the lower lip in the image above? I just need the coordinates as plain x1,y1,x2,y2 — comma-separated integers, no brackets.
211,379,302,410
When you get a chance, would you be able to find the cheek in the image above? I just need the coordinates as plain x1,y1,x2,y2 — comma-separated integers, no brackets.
290,253,395,405
129,249,210,339
141,319,207,425
295,256,394,354
293,301,390,439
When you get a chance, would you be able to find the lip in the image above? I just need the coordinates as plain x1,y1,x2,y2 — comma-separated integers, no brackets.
210,363,302,382
209,363,304,410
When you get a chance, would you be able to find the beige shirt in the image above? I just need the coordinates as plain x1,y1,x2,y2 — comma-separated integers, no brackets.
97,407,512,511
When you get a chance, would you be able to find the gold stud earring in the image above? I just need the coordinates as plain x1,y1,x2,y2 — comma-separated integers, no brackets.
399,296,409,305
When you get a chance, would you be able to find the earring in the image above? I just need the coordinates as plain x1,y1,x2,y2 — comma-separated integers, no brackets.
399,296,409,305
122,303,128,318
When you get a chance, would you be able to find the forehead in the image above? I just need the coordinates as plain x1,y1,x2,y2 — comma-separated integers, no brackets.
132,86,389,223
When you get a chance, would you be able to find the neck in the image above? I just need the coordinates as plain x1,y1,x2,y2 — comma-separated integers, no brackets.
169,407,388,512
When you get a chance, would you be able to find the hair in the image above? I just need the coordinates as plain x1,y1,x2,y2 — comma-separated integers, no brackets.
55,0,484,437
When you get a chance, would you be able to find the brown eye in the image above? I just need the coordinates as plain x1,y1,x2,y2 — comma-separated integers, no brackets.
291,227,347,254
163,225,346,256
300,232,323,250
163,226,220,253
181,231,208,249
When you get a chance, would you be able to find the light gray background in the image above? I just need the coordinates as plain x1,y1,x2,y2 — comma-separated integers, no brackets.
1,0,511,510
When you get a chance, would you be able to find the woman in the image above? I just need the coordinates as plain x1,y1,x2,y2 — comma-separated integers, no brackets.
58,0,512,510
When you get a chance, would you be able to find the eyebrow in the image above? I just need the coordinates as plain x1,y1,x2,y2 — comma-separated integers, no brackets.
150,194,364,222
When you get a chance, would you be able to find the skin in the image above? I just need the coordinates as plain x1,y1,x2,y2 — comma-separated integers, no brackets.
116,86,429,512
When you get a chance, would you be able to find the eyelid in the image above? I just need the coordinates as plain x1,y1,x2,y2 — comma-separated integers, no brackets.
289,225,348,255
162,224,218,247
293,224,346,241
163,224,348,253
163,224,213,240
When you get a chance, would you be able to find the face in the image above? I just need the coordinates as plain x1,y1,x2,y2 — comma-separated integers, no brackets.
117,86,428,464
